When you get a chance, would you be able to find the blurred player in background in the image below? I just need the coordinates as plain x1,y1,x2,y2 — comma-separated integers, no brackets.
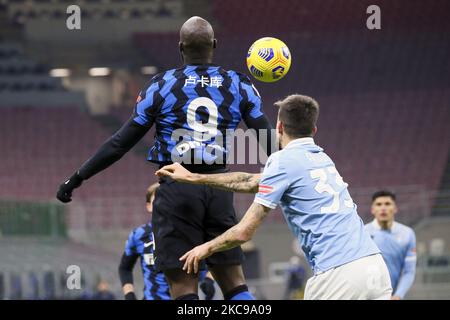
365,190,417,300
57,16,274,300
118,183,216,300
283,256,306,300
157,94,393,300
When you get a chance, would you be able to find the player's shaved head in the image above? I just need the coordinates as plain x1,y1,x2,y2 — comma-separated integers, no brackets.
179,16,216,63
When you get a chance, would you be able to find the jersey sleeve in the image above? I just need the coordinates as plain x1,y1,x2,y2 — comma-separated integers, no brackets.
394,230,417,298
405,229,417,261
237,73,275,156
254,151,290,209
132,73,165,127
124,229,138,257
238,73,264,120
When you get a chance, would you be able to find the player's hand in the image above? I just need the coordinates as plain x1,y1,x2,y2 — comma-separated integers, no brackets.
200,277,216,300
179,243,212,274
391,295,401,300
56,172,83,203
155,163,194,182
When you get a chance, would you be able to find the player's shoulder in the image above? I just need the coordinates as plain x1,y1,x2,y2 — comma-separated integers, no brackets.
219,68,251,84
279,142,313,162
394,222,415,236
130,223,148,238
234,71,255,86
147,67,182,84
139,71,169,95
364,220,376,230
265,148,301,172
149,70,170,83
394,221,411,230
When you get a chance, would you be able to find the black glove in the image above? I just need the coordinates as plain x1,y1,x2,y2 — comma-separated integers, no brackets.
200,277,215,300
56,172,83,203
124,292,137,300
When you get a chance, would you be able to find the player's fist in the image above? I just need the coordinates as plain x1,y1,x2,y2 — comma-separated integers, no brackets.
56,172,83,203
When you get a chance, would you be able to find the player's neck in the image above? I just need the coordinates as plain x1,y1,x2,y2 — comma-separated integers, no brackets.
183,56,213,65
280,135,312,149
379,219,394,230
280,135,294,149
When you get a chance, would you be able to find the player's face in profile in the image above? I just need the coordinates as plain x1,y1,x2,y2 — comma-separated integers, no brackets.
371,196,397,222
146,194,156,214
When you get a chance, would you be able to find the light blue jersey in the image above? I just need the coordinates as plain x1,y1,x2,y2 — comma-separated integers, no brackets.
254,137,380,274
365,220,416,298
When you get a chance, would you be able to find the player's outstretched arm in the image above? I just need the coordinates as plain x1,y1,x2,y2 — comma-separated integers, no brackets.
56,118,151,203
155,163,260,193
179,202,271,274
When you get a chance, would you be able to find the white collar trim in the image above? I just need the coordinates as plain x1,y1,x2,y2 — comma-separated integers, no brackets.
285,137,315,149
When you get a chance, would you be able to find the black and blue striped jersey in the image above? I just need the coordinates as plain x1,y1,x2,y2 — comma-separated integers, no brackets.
75,63,273,180
122,222,208,300
124,223,170,300
133,64,266,165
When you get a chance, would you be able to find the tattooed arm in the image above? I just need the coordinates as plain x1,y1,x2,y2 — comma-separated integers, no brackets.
179,202,271,274
155,163,260,193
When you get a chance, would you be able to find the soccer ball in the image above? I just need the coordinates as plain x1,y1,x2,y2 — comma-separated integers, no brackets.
246,37,291,83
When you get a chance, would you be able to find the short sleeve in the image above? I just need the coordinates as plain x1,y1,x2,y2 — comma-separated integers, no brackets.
254,152,290,209
124,230,137,256
238,73,263,120
406,230,417,261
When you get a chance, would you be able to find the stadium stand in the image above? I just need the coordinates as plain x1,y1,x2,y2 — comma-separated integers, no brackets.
0,43,62,91
4,0,184,25
0,42,86,106
0,238,122,299
0,106,158,230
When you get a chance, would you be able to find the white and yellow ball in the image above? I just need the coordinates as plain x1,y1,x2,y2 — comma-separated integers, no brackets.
246,37,291,83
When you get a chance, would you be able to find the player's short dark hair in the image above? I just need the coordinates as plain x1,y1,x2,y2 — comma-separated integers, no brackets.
274,94,319,138
372,190,396,203
146,183,159,203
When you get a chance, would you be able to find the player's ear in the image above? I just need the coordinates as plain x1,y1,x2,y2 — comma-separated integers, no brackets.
370,203,377,216
312,126,318,135
393,203,398,215
212,39,217,49
179,42,185,63
277,121,283,134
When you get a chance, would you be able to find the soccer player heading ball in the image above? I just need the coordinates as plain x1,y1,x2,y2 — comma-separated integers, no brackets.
57,16,275,300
